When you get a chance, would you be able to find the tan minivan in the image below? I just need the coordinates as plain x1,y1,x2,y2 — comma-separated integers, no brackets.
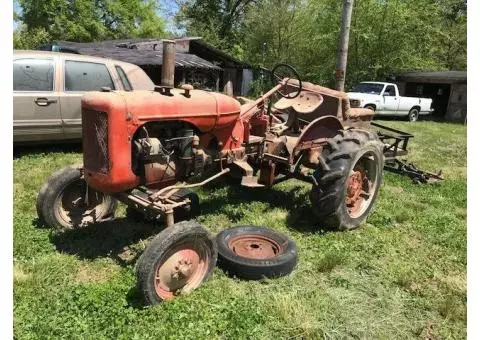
13,50,155,143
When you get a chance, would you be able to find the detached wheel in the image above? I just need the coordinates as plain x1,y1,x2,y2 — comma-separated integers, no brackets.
408,108,419,122
136,221,217,304
36,164,116,231
310,129,384,230
216,225,298,280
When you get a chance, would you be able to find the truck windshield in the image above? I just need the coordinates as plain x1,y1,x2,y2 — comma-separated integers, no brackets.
351,83,384,95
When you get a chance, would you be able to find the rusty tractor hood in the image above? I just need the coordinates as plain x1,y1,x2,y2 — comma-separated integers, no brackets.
82,88,241,132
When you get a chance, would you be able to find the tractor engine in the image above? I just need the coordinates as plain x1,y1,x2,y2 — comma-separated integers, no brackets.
80,89,241,194
130,122,209,188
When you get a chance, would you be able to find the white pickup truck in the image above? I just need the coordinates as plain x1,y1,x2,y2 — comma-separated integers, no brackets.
347,82,433,121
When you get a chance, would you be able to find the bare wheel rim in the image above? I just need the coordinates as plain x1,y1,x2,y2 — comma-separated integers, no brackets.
154,239,210,300
53,178,110,228
345,150,379,219
228,235,282,260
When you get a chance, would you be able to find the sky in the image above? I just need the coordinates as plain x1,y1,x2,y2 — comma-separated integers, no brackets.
13,0,180,32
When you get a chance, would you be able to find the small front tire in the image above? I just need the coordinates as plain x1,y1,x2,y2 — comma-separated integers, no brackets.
136,221,217,304
36,164,116,231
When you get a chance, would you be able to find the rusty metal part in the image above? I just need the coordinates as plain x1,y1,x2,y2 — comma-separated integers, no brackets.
345,152,378,219
258,162,276,187
372,122,444,184
54,177,111,227
144,161,178,186
274,91,324,113
228,234,281,260
161,40,175,91
154,241,210,300
150,168,231,201
384,159,444,184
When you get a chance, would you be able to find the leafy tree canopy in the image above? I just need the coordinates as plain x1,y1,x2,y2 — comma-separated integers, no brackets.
14,0,167,49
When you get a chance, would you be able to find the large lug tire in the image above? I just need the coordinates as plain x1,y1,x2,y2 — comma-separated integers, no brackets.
310,129,384,230
126,189,200,223
36,164,117,231
408,108,420,122
136,221,217,304
216,225,298,280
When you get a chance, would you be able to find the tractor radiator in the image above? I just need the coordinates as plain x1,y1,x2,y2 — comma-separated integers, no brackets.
82,110,109,174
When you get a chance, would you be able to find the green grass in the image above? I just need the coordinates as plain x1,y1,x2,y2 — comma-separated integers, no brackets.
13,121,466,339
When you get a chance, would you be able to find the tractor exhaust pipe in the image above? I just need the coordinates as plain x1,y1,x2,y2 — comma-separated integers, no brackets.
161,40,176,95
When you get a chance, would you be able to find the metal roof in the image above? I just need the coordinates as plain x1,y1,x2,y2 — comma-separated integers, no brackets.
398,71,467,83
44,40,223,71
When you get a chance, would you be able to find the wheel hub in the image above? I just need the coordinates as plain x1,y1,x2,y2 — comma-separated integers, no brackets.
154,245,208,300
228,235,281,259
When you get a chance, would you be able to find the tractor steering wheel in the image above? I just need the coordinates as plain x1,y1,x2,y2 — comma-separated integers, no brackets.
271,63,302,99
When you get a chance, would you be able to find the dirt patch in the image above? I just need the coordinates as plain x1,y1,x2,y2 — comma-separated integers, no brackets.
74,265,114,284
13,265,31,283
386,186,404,194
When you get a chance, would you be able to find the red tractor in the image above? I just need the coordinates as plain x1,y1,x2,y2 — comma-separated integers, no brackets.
37,50,384,304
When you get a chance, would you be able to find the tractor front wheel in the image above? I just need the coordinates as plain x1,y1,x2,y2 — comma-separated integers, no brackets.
36,164,116,231
136,220,217,304
310,129,384,230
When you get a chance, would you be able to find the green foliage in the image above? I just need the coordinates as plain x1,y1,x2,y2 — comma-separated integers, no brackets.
178,0,466,86
14,0,166,49
175,0,256,58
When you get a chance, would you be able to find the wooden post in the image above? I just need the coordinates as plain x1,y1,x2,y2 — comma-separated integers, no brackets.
335,0,354,91
161,40,176,89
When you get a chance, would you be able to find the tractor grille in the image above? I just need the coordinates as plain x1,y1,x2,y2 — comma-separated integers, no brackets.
82,110,109,173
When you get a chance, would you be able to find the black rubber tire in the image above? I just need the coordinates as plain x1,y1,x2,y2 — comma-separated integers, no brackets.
125,189,200,223
216,225,298,280
36,164,116,231
408,108,420,122
310,129,384,231
136,221,217,305
364,105,376,112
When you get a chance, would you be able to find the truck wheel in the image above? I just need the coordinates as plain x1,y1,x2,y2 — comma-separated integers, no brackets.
408,108,419,122
310,129,384,230
126,189,200,223
136,220,217,304
364,105,376,112
36,165,116,231
216,225,298,280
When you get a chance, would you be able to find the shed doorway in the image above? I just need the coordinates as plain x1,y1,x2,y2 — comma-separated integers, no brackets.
405,83,451,119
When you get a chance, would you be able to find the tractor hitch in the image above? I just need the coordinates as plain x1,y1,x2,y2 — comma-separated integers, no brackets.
371,122,444,184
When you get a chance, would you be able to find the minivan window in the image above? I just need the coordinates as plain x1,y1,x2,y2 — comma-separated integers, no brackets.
14,59,54,92
115,65,132,91
64,61,114,91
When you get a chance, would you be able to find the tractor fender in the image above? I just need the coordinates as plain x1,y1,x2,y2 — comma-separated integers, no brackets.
293,115,343,151
287,115,343,163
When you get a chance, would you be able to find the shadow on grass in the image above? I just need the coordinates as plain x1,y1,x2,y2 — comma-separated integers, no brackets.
14,142,82,159
49,217,164,267
199,182,333,234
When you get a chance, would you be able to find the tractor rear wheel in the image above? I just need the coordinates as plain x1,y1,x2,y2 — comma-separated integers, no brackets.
36,164,116,231
310,129,384,230
136,220,217,304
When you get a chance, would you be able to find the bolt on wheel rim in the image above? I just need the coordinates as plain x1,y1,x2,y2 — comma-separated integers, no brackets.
228,235,281,259
54,179,109,227
154,240,210,300
345,151,379,219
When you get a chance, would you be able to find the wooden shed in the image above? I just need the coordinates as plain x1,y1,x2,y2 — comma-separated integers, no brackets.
395,71,467,123
40,37,254,96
